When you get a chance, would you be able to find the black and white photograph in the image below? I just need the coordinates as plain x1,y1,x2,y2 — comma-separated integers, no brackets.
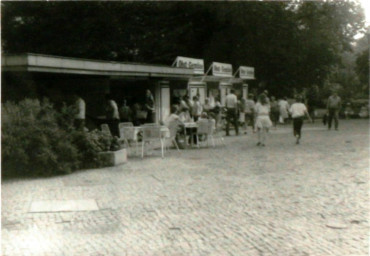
1,0,369,255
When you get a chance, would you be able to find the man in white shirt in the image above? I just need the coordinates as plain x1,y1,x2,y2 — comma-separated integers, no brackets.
225,89,239,136
191,96,203,121
74,94,86,131
278,97,290,124
326,91,342,130
289,95,312,144
105,94,120,137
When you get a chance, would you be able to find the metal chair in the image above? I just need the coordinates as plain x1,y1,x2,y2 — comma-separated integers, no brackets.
141,125,165,158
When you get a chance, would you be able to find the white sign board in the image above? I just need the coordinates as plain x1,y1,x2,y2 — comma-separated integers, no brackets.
174,56,204,75
239,66,255,79
212,62,233,77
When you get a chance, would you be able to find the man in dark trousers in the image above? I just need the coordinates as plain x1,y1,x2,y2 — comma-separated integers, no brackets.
144,90,155,123
326,91,342,130
225,89,239,136
105,94,120,137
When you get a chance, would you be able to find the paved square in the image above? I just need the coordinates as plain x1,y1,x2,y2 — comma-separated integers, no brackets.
29,200,99,213
2,120,369,256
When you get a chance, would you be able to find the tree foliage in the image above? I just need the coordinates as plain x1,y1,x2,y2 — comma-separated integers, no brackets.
2,1,366,97
355,49,369,94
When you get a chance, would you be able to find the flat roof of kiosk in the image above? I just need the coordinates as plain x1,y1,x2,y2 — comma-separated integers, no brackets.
2,53,195,78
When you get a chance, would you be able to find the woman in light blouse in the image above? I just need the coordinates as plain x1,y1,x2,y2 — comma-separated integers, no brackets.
254,93,272,146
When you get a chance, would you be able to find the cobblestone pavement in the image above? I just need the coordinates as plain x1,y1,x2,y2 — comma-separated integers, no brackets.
2,119,369,256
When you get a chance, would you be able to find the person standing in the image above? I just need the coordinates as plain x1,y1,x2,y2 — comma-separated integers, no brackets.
255,93,272,146
279,97,290,124
225,89,239,136
213,96,223,128
180,96,189,111
326,91,342,130
105,94,120,137
239,97,247,134
191,96,203,121
203,98,213,115
74,94,86,131
270,96,280,128
119,99,132,123
244,94,255,134
289,95,312,144
144,89,155,123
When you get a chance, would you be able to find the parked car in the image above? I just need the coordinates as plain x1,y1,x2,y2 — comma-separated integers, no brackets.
348,99,369,118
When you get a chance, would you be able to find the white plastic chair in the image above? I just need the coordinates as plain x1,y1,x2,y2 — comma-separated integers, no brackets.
141,125,165,158
122,126,139,155
196,119,211,148
212,119,226,147
119,122,134,141
207,119,216,147
166,121,181,152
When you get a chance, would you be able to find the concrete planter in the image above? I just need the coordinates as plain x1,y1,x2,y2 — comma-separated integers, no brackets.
98,148,127,167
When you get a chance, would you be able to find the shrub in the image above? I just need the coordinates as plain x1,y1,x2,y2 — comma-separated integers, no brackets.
2,98,120,178
71,129,112,169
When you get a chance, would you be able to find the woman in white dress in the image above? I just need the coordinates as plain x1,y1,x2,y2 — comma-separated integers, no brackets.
255,93,272,146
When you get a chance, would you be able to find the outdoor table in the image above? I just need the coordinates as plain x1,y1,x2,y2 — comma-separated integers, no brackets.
183,122,198,147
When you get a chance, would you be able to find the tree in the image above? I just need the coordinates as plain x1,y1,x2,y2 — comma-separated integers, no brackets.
2,1,366,96
355,49,369,95
292,0,365,90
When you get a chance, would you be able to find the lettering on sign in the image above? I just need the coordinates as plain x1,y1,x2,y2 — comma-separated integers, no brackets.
174,56,204,74
239,66,255,79
212,62,233,77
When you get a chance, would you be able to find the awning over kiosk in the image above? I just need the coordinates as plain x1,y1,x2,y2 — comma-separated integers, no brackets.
2,53,194,78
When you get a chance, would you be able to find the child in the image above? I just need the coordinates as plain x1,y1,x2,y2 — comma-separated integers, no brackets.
289,95,312,144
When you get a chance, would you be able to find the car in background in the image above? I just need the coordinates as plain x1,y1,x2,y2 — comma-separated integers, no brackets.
341,99,369,119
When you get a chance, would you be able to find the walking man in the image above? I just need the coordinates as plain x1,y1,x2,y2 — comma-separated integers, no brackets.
105,94,120,137
289,95,312,144
225,89,239,136
326,91,342,130
74,93,86,131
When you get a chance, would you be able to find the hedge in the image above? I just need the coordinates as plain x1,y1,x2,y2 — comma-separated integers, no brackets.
2,98,117,177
